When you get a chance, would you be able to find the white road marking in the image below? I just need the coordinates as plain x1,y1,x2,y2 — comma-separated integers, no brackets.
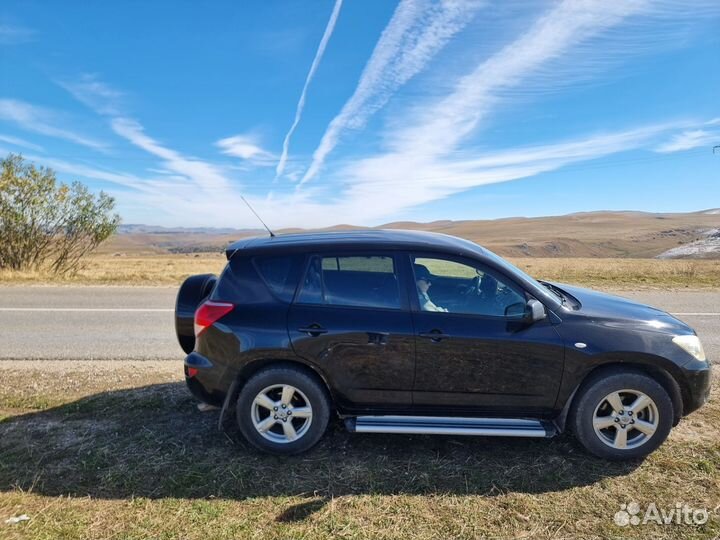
0,308,173,312
671,313,720,316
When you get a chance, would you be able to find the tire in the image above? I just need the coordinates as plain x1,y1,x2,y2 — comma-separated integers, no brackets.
571,370,673,460
236,366,330,455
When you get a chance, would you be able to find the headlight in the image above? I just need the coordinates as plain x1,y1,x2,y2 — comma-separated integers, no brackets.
672,335,706,362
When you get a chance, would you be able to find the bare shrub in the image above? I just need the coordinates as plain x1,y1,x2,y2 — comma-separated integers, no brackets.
0,153,120,275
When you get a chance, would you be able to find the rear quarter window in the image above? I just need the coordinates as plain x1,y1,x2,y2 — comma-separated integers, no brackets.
211,255,302,303
253,255,304,302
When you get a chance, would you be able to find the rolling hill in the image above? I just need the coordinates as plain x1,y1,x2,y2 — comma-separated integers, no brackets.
100,209,720,259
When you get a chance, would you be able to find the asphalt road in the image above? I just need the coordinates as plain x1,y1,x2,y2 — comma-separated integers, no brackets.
0,286,718,362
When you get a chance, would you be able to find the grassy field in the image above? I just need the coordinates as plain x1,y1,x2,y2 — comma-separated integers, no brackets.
0,361,718,539
0,254,226,286
0,254,719,289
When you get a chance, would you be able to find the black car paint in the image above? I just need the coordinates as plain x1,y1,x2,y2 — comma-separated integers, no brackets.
185,230,711,425
548,283,710,417
411,308,565,414
407,251,564,415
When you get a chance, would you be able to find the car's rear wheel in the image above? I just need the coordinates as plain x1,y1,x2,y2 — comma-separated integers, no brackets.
571,370,673,460
236,366,330,454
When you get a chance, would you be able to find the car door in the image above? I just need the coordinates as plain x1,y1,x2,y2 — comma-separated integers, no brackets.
287,252,416,412
407,253,565,415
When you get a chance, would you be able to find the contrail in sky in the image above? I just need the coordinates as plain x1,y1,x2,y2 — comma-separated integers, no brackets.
275,0,343,179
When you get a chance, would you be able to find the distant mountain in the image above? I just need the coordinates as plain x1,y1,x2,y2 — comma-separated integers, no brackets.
103,209,720,258
117,224,263,235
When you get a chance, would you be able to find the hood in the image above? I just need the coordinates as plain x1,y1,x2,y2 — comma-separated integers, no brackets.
549,282,693,334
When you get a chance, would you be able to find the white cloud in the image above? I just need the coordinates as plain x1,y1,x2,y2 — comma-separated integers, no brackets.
303,0,720,191
111,117,231,191
60,75,275,177
39,3,719,229
300,0,484,184
0,133,44,152
0,99,106,150
141,124,703,228
389,1,657,159
58,74,124,116
57,75,251,216
285,0,718,224
0,148,168,195
32,157,153,192
655,129,717,153
0,24,35,44
297,0,649,214
276,0,343,178
9,120,702,230
325,123,682,225
216,134,275,163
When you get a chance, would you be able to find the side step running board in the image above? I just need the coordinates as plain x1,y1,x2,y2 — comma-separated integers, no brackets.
346,415,555,438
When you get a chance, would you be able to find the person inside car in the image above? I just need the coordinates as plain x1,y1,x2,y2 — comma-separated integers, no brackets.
414,264,448,312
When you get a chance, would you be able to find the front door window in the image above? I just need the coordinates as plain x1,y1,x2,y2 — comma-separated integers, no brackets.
412,256,526,318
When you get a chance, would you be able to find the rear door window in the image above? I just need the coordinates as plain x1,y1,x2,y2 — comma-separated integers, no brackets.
296,254,401,309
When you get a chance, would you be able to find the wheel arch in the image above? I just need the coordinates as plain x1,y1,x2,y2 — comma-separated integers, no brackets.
556,358,685,432
218,357,336,432
238,357,335,403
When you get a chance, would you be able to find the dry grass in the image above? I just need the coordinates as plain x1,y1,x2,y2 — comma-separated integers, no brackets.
1,254,719,289
0,361,718,539
512,258,720,289
0,254,226,287
511,258,720,289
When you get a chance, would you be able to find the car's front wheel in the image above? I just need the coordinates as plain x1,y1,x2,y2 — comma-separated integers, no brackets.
571,370,674,460
236,366,330,455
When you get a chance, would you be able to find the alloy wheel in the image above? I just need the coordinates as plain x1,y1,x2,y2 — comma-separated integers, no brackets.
251,384,313,444
592,389,659,450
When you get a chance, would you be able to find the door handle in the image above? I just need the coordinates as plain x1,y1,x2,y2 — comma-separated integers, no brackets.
298,325,328,336
367,332,389,345
419,330,450,342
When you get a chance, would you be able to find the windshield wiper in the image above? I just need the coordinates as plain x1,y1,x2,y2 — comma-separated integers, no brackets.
540,281,565,304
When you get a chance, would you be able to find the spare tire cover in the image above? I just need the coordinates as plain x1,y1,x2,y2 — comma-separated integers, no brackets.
175,273,217,354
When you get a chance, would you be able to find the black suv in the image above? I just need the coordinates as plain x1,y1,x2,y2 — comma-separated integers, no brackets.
175,230,711,459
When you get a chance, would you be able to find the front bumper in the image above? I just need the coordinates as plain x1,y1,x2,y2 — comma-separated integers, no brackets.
682,359,712,415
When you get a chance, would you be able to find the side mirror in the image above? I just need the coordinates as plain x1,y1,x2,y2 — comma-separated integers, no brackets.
524,299,547,324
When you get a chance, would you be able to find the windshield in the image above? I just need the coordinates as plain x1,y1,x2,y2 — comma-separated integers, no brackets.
480,247,562,305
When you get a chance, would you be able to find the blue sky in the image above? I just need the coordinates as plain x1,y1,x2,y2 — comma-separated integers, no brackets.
1,0,719,228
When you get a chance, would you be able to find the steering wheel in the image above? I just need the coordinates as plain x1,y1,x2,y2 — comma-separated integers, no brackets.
459,275,480,297
465,274,517,315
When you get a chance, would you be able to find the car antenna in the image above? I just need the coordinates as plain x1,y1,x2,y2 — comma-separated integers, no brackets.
241,196,275,237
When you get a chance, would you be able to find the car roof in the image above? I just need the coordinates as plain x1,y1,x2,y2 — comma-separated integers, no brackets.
225,229,487,259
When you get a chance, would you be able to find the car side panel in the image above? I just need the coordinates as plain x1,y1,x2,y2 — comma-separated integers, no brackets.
287,305,417,410
410,312,566,414
399,252,566,415
552,313,707,412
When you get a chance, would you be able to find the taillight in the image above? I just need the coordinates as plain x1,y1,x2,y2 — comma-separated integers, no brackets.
194,300,234,337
